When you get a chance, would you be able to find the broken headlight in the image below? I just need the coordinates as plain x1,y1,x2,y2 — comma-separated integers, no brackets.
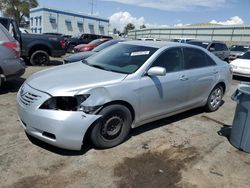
40,95,90,111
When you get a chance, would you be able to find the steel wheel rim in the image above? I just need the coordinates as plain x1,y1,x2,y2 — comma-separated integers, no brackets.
101,115,123,140
210,88,222,109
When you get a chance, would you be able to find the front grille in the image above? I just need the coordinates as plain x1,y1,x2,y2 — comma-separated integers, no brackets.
19,92,41,106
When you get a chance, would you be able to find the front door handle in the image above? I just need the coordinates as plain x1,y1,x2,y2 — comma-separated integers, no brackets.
180,75,188,81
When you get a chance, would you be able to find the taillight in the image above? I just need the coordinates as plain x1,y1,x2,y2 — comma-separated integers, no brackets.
1,41,21,57
59,39,65,49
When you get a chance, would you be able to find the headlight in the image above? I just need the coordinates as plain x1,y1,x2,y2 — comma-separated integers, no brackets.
40,95,90,111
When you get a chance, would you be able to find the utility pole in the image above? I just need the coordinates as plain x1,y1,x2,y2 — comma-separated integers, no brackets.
89,0,95,15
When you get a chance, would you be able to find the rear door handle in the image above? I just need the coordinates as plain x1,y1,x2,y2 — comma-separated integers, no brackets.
180,75,188,81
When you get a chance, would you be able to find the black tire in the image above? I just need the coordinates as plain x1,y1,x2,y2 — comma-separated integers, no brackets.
67,44,75,53
90,104,132,149
205,85,224,112
30,50,50,66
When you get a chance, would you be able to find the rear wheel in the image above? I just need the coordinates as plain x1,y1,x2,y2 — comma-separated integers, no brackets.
90,105,132,149
205,85,224,112
30,50,50,66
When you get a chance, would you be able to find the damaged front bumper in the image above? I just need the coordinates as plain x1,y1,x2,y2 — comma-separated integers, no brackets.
17,84,101,150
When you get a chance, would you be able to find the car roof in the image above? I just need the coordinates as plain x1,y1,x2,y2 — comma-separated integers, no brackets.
122,40,196,49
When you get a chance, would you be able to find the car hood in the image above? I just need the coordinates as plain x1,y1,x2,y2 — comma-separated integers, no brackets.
64,51,96,63
27,62,127,96
231,59,250,67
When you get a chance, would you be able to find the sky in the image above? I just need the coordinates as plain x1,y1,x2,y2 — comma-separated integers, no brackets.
37,0,250,31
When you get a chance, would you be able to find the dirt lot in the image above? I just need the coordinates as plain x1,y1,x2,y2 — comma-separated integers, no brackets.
1,63,250,188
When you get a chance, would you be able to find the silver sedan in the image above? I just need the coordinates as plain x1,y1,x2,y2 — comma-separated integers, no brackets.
17,41,232,150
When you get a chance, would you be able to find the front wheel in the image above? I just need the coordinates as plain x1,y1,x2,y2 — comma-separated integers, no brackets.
205,85,224,112
90,105,132,149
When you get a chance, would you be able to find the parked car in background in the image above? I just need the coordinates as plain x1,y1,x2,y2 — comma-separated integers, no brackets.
17,41,231,150
0,23,25,87
187,40,230,62
170,38,195,43
64,39,126,63
229,44,250,61
137,38,161,41
43,32,72,41
73,38,111,53
66,33,112,53
0,17,66,66
230,51,250,77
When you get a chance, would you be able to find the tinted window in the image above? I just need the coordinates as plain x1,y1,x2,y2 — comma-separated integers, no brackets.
230,45,250,52
239,51,250,60
183,48,215,69
151,48,183,73
86,43,157,74
214,43,228,51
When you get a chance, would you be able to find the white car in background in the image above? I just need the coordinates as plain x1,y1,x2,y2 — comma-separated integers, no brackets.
231,51,250,77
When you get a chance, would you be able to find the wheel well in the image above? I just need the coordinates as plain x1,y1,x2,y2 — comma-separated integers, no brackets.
216,82,226,94
83,100,135,144
29,45,51,57
102,100,135,121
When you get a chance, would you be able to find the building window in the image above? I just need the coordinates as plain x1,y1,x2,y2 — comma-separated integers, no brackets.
39,16,42,26
49,15,56,23
89,23,95,34
99,25,104,35
30,17,33,26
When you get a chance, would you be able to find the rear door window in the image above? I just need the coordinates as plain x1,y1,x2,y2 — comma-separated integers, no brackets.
183,47,216,69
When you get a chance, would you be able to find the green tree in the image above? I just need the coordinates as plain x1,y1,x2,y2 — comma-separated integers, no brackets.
140,24,146,29
113,28,117,34
123,23,135,35
0,0,38,26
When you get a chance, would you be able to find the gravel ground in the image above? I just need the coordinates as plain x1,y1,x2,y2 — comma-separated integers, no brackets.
1,64,250,188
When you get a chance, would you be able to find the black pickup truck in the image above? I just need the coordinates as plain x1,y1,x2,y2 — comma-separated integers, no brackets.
0,17,66,65
66,33,112,53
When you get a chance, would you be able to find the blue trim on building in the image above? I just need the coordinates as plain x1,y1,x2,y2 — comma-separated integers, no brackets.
30,8,109,23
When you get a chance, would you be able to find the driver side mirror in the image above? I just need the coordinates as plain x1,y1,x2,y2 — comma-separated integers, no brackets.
147,67,166,76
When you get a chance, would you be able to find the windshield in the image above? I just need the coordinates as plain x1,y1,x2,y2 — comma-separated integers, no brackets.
84,43,157,74
88,39,107,45
230,45,250,52
93,40,120,52
187,41,209,49
239,51,250,60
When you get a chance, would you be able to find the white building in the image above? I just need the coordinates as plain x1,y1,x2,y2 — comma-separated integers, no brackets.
30,7,109,35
